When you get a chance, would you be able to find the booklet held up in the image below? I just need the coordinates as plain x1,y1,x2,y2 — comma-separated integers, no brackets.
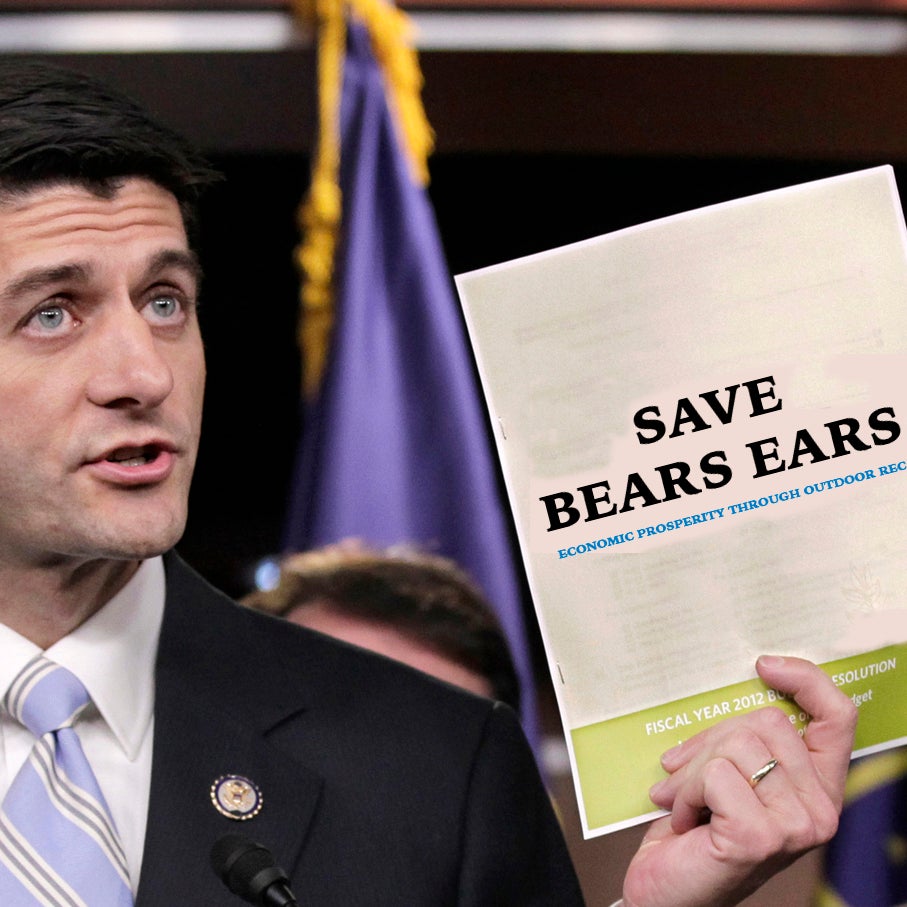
455,166,907,837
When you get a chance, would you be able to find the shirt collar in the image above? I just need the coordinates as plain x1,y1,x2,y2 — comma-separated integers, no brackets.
42,557,164,761
0,627,42,707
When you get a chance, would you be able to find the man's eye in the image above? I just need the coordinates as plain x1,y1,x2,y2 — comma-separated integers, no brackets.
146,295,182,321
30,306,68,331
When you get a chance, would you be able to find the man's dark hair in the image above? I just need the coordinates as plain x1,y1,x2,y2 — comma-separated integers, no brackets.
0,61,219,240
243,543,523,713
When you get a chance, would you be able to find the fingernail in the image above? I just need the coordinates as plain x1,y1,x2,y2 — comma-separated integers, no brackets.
661,741,683,762
649,779,667,799
758,654,785,667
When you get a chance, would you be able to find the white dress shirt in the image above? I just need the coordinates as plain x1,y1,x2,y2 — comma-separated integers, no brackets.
0,556,165,893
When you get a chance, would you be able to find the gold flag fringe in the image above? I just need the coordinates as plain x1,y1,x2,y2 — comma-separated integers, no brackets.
291,0,435,399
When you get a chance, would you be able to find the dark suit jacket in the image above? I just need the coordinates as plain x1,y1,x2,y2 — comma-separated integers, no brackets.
134,554,585,905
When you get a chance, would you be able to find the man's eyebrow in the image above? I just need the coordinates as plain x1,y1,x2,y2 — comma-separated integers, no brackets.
144,249,204,286
0,262,92,304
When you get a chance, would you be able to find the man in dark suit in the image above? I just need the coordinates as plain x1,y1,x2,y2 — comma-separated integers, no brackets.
0,61,856,907
140,552,579,904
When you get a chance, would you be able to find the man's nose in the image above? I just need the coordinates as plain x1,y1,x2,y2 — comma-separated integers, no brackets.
85,304,174,409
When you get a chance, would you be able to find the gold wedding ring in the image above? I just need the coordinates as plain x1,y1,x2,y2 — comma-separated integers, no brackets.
749,758,779,788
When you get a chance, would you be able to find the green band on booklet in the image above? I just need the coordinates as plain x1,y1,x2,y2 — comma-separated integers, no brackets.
571,645,907,834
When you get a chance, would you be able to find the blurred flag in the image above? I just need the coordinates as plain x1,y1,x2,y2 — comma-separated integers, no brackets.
815,748,907,906
284,1,540,745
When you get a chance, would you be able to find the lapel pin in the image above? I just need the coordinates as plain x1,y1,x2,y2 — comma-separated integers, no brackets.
210,774,263,821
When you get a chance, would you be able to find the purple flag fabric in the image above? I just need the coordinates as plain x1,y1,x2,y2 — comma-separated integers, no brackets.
815,751,907,906
284,22,539,745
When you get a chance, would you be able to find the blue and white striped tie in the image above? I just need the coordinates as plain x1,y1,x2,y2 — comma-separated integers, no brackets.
0,656,133,906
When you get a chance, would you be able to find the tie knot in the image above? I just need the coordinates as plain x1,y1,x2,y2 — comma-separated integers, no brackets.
3,655,90,738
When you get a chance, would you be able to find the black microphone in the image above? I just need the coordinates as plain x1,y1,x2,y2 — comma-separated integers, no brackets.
210,834,299,906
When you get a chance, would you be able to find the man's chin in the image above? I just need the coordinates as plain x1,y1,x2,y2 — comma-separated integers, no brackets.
84,518,187,562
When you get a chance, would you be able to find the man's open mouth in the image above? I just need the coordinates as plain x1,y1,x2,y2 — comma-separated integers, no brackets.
106,445,159,467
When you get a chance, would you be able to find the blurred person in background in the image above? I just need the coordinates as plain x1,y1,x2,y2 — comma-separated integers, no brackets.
243,541,521,711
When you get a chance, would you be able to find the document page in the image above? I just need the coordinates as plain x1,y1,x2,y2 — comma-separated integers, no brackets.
455,166,907,836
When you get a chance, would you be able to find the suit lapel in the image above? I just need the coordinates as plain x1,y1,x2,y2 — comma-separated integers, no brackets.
135,555,323,905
